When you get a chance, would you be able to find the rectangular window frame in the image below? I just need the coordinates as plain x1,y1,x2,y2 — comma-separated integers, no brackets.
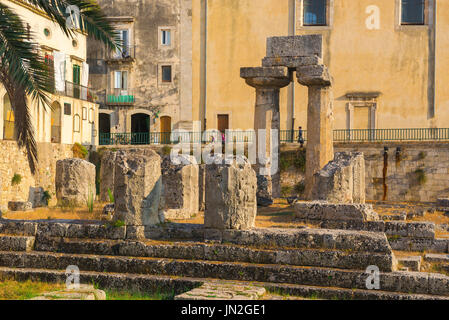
297,0,333,30
64,103,71,116
158,26,175,49
161,29,171,46
161,65,172,83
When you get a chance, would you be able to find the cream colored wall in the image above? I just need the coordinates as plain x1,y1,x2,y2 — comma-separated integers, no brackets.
0,0,99,146
193,0,449,132
192,0,290,131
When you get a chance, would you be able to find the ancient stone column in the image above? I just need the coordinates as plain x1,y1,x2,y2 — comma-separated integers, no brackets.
297,64,334,199
204,155,257,230
113,149,164,227
161,154,199,220
55,158,96,207
240,67,291,202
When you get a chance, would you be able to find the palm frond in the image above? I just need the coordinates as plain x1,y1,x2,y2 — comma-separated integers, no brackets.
0,2,53,173
28,0,120,50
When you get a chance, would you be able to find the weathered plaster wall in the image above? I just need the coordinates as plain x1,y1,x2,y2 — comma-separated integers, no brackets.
89,0,193,133
192,0,449,132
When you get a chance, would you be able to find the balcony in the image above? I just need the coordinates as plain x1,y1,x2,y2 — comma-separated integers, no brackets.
106,45,136,63
57,81,94,102
106,88,135,106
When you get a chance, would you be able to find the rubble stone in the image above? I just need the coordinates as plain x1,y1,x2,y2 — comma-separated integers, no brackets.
310,152,366,203
294,201,379,222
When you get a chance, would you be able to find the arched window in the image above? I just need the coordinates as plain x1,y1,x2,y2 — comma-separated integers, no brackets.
3,94,15,140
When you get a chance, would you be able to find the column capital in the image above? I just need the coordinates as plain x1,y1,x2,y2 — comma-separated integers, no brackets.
296,64,332,87
241,66,291,89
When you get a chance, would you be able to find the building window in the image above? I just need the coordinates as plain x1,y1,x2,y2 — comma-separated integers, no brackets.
303,0,327,26
72,39,78,48
161,66,172,82
161,30,171,46
3,94,15,140
73,114,80,133
114,71,128,90
401,0,425,25
43,28,51,38
64,103,71,115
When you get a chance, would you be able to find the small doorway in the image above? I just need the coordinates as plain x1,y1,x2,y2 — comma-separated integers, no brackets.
131,113,150,144
99,113,111,145
160,116,171,144
217,114,229,133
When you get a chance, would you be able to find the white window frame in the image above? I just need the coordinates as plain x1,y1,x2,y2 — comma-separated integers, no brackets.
158,26,175,49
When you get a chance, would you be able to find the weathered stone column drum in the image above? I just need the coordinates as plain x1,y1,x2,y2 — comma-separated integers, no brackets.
204,156,258,230
240,67,291,202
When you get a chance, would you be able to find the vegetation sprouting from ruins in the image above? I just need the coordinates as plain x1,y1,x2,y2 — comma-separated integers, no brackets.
11,173,22,186
0,0,119,173
72,143,88,159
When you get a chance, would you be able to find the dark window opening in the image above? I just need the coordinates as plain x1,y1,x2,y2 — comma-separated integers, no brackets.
401,0,425,25
303,0,327,26
162,66,172,82
64,103,71,115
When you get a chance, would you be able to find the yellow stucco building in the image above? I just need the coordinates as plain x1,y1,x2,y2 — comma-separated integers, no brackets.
0,0,99,146
192,0,449,133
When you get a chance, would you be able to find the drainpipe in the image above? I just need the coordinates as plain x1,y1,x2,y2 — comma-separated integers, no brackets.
289,0,296,139
201,0,208,131
429,0,437,119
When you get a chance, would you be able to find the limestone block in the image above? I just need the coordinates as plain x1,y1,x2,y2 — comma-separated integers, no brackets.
262,55,323,68
297,64,331,86
99,150,117,202
205,156,258,230
55,158,96,207
161,154,199,219
8,201,32,211
113,149,164,226
240,66,291,88
294,201,379,222
266,34,322,58
311,152,366,204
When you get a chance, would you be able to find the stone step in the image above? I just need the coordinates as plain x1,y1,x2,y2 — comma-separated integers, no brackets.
397,256,422,272
0,250,447,296
174,283,266,300
33,237,395,272
424,253,449,263
0,234,35,252
0,266,447,300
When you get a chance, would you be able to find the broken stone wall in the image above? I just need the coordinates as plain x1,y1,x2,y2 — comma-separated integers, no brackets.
0,141,73,211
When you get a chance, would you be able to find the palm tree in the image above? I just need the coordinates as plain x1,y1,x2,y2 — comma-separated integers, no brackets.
0,0,119,173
